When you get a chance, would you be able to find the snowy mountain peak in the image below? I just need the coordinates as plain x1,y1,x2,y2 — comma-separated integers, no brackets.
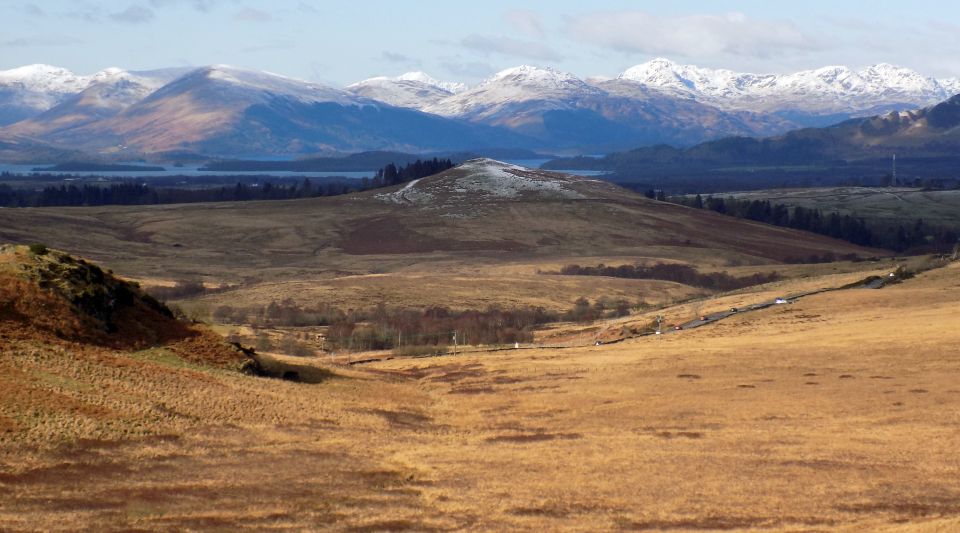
614,59,959,113
629,57,682,74
0,64,74,79
488,65,582,87
858,63,937,91
170,65,358,105
345,71,464,110
349,71,465,94
0,64,90,93
396,71,466,93
421,65,600,122
200,64,312,84
88,67,137,85
812,65,852,76
619,59,694,92
93,67,126,78
202,64,262,82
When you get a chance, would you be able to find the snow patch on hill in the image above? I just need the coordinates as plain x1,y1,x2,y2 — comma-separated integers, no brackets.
451,159,579,199
376,159,587,206
377,178,434,205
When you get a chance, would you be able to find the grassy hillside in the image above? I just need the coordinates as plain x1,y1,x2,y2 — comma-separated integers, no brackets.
0,244,257,444
0,160,883,316
1,248,957,530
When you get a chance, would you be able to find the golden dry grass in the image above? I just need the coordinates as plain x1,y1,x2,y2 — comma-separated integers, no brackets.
0,180,884,314
2,260,958,531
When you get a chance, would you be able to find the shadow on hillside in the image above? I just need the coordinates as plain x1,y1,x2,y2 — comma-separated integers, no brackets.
246,351,335,384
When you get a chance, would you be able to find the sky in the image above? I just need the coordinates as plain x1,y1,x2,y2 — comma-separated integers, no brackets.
2,0,960,86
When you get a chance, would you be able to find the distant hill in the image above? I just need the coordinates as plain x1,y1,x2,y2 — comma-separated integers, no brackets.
32,162,165,172
201,151,425,172
0,135,89,164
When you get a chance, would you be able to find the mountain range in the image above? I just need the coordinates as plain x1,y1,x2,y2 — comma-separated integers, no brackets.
613,59,960,119
0,59,957,160
542,93,960,192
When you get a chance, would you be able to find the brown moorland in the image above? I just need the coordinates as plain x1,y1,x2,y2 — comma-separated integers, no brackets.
0,244,958,530
0,160,884,314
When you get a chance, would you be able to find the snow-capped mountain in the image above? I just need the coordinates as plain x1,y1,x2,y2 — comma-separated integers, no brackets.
193,65,363,105
38,64,378,153
567,92,960,175
7,64,535,156
0,64,90,93
613,58,960,120
60,67,177,111
420,65,782,148
0,64,189,126
346,71,463,110
2,59,958,159
423,65,604,120
394,72,466,94
5,68,182,139
0,64,93,125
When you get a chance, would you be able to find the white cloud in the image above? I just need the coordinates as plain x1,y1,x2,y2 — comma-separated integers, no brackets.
567,11,818,60
234,7,271,22
24,3,46,17
380,51,420,67
110,4,156,24
439,56,495,79
149,0,221,12
503,9,544,39
64,3,103,23
461,34,561,62
297,2,319,14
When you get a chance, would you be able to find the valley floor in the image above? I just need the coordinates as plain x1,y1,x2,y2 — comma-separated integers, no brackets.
2,263,959,531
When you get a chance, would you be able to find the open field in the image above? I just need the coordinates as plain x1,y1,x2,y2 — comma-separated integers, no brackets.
2,254,958,530
712,187,960,229
0,163,884,316
2,164,954,530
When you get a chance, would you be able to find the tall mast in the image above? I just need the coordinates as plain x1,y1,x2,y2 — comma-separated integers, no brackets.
892,153,897,185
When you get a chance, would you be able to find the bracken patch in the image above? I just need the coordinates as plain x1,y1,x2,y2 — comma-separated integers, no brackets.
485,432,583,443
